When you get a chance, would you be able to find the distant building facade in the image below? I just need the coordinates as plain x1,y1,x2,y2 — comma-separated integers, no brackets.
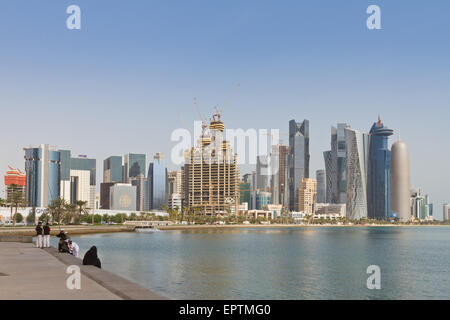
60,150,96,208
4,166,26,202
124,153,146,183
24,144,61,207
345,128,369,220
367,117,393,220
298,178,317,214
390,140,411,222
443,204,450,221
103,156,123,183
100,182,116,209
323,123,349,204
183,111,240,215
410,189,433,221
315,169,326,204
110,183,137,211
147,152,167,210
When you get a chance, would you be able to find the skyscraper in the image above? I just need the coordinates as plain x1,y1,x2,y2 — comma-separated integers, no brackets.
124,153,146,183
60,150,96,208
367,117,393,220
345,128,369,220
130,174,147,211
147,152,167,210
390,139,411,222
323,150,333,203
4,166,26,202
315,169,326,203
288,119,310,211
323,123,349,204
183,110,240,215
256,155,270,191
410,189,432,221
239,182,251,205
103,156,123,183
270,144,289,207
443,204,450,221
24,144,61,207
298,178,317,214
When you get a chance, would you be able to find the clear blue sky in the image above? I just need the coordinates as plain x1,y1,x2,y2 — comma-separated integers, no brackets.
1,1,449,219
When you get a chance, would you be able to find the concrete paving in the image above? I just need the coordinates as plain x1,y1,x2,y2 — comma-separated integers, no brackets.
0,242,121,300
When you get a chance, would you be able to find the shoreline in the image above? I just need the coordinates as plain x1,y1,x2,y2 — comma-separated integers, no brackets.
1,223,448,236
157,223,449,230
0,225,134,236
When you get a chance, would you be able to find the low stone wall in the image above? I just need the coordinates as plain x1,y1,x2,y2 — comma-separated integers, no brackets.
44,247,167,300
0,235,33,243
0,225,135,237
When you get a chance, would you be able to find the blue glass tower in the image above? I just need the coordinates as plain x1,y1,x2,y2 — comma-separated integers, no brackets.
147,153,167,210
367,117,393,220
24,144,61,207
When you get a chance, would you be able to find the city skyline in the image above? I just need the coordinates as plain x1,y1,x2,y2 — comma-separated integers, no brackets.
1,1,450,219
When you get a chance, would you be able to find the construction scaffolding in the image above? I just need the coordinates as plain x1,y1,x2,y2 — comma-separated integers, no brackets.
182,109,240,216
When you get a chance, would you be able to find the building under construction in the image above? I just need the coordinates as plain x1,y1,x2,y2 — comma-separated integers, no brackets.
4,166,26,201
182,109,240,216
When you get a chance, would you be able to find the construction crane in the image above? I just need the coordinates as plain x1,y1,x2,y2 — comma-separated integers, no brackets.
222,83,240,111
193,97,208,135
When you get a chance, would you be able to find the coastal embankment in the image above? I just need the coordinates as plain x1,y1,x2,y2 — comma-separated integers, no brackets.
157,223,447,230
0,225,134,237
0,238,166,300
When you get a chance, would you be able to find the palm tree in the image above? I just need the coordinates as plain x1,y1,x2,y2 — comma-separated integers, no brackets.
0,198,6,207
47,198,68,230
75,200,89,219
9,185,26,226
64,203,77,224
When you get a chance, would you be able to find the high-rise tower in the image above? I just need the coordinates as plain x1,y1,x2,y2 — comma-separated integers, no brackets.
24,144,61,207
183,109,240,215
367,117,393,220
288,119,310,211
345,128,369,220
390,139,411,222
323,123,350,204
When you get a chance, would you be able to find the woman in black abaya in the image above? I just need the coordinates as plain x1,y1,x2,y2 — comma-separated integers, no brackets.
83,246,102,268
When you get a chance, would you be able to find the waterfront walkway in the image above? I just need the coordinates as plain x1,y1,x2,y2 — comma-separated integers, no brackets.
0,242,166,300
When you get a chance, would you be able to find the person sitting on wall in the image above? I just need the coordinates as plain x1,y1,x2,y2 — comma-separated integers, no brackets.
83,246,102,269
56,230,70,253
68,240,79,258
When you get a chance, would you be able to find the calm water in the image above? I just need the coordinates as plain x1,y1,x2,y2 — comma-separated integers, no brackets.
52,227,450,299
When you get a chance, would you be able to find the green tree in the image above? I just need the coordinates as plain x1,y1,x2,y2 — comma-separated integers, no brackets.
16,213,24,223
64,203,77,224
9,185,26,226
39,211,50,224
26,211,35,224
75,200,89,220
47,198,68,229
93,214,102,224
